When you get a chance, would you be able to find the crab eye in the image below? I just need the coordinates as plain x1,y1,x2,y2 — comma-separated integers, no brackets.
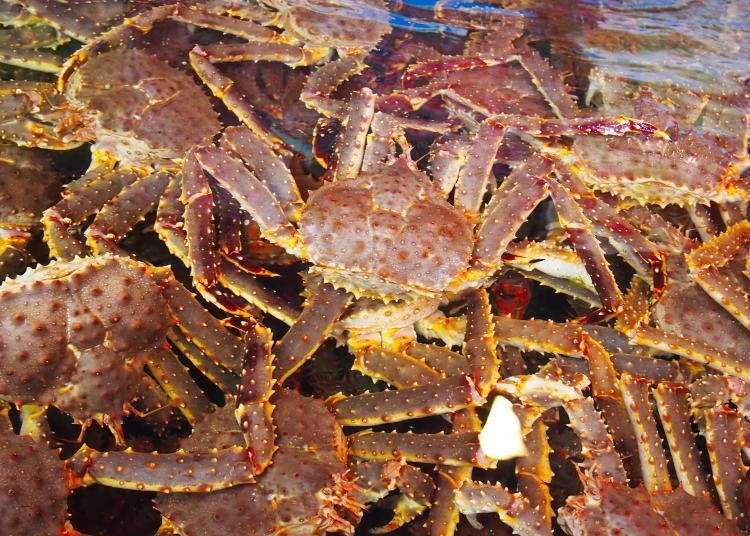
478,395,527,461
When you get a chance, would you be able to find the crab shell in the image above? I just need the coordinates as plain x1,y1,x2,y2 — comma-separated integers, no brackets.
263,0,391,53
0,255,171,422
0,426,68,535
156,389,359,536
63,47,220,166
300,158,473,301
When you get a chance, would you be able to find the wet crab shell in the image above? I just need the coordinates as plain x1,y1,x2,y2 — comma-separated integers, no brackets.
267,0,391,52
0,255,170,421
156,389,358,536
64,47,220,165
0,427,68,536
300,158,473,300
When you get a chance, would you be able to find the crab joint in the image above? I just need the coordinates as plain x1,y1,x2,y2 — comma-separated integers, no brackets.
478,396,527,460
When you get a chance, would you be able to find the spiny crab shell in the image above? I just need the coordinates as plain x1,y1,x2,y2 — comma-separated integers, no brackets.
300,157,473,301
0,425,68,536
63,46,220,167
0,255,171,422
156,389,360,536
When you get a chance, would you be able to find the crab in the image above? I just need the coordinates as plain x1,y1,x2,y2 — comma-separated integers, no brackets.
67,323,440,535
0,254,244,441
0,143,63,279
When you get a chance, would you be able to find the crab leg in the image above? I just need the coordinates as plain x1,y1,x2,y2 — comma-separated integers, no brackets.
472,156,551,269
515,419,554,532
194,144,300,252
429,135,470,197
455,481,550,536
353,348,444,388
512,44,579,119
333,88,376,182
302,57,368,118
350,430,494,468
273,280,350,383
700,404,746,519
221,126,303,222
453,120,506,218
464,288,499,395
362,112,407,172
168,329,238,395
404,343,468,376
164,279,244,374
42,167,139,260
618,373,672,493
427,409,481,536
235,324,276,474
329,374,483,426
188,47,286,151
86,170,171,255
146,346,214,426
652,383,708,496
181,148,220,289
554,166,666,291
545,177,623,316
0,47,62,74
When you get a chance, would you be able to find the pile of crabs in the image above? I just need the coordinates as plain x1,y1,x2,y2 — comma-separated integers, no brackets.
1,0,750,535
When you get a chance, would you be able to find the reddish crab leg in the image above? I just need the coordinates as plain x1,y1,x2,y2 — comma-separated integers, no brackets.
618,373,672,493
168,329,239,395
473,155,551,269
453,119,506,219
86,171,171,255
329,374,483,426
273,280,351,383
545,177,623,317
454,481,550,536
350,430,494,468
42,167,139,260
181,148,219,289
652,383,708,497
353,348,444,388
302,56,368,118
429,135,470,197
146,346,214,426
463,288,499,395
515,419,554,532
701,404,746,519
404,343,468,376
221,126,304,222
333,88,376,182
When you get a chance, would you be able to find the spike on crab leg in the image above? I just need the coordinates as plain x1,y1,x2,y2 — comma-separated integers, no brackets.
42,167,139,260
351,430,494,468
273,280,350,383
86,171,171,256
652,383,708,497
235,324,276,474
329,374,484,426
222,126,304,222
454,481,550,536
333,88,376,182
146,346,214,426
453,120,505,218
618,373,672,493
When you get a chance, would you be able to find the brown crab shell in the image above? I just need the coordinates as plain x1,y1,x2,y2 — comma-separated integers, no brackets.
0,426,68,536
156,389,358,536
64,47,220,165
300,158,473,300
270,0,391,52
0,144,61,229
0,255,170,421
